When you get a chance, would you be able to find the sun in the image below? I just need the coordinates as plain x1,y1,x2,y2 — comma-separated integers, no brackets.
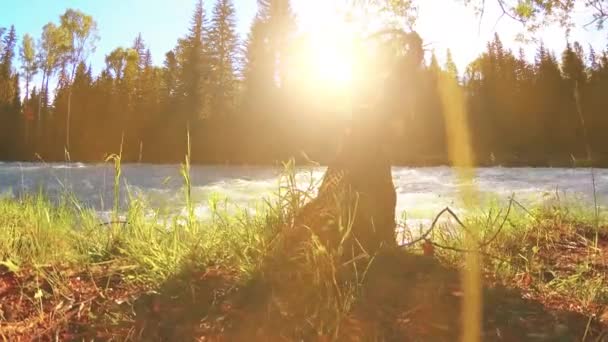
298,22,359,92
288,8,379,114
308,33,355,88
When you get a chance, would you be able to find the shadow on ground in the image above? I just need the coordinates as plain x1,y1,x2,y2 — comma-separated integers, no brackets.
131,249,608,341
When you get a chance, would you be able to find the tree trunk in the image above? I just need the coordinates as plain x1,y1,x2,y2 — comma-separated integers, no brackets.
66,88,72,156
66,64,77,159
37,72,44,131
24,77,30,146
44,72,51,158
37,70,47,154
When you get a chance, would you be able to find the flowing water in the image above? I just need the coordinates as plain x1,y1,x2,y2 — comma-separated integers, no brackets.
1,162,607,224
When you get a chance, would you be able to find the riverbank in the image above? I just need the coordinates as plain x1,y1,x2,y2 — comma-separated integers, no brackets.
4,152,608,168
1,186,608,340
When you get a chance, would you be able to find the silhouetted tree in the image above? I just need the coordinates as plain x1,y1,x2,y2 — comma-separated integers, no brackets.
444,49,458,81
0,26,20,159
179,0,211,121
2,2,608,167
209,0,239,118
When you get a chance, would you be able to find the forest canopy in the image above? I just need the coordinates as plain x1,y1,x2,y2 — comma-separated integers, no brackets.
1,0,608,166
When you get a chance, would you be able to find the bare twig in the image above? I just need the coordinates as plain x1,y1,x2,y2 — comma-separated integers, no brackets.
478,0,486,34
400,206,454,247
511,197,540,222
583,15,602,28
495,0,525,23
444,206,479,239
401,204,482,248
430,241,511,263
402,194,518,256
478,196,514,247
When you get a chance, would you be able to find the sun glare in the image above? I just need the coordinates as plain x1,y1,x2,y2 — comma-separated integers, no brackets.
288,4,394,115
297,19,360,94
308,33,354,87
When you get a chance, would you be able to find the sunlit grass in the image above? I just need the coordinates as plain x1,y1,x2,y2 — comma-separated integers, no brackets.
432,198,608,305
1,160,606,340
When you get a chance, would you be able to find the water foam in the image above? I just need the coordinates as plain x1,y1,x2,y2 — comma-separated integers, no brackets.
1,163,606,221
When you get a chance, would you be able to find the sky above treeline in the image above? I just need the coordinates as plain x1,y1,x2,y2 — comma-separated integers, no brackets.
1,0,607,75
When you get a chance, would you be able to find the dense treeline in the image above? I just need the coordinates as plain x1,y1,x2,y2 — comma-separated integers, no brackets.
1,0,608,166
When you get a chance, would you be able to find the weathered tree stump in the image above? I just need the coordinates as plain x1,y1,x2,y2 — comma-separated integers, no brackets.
283,111,398,259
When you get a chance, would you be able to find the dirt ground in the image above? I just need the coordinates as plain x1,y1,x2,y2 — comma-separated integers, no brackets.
1,235,607,341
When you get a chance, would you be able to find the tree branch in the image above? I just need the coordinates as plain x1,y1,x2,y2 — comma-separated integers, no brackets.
495,0,525,23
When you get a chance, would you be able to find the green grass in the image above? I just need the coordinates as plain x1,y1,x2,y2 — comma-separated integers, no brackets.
0,185,281,285
427,196,608,312
1,163,607,340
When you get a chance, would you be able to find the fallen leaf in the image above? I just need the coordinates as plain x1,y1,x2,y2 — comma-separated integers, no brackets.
422,240,435,256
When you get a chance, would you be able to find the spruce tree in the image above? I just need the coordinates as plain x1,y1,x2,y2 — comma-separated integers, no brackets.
0,26,19,159
209,0,239,117
179,0,211,121
132,33,147,71
444,48,458,80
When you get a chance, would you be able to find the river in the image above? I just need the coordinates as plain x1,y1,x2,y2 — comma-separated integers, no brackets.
0,162,606,223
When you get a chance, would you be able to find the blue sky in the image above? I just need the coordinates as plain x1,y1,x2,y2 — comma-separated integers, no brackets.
1,0,256,73
1,0,606,76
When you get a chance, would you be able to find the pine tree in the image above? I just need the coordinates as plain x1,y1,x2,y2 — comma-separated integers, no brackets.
57,62,93,159
162,50,180,103
267,0,296,88
209,0,239,117
0,26,17,79
179,0,211,121
535,45,566,154
562,42,586,86
588,45,599,75
137,49,162,162
561,41,588,157
429,51,440,76
0,26,18,108
243,15,274,113
243,0,295,107
132,33,147,71
444,48,458,80
0,26,19,159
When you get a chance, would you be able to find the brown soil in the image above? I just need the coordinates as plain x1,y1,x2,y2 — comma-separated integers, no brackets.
1,235,607,341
